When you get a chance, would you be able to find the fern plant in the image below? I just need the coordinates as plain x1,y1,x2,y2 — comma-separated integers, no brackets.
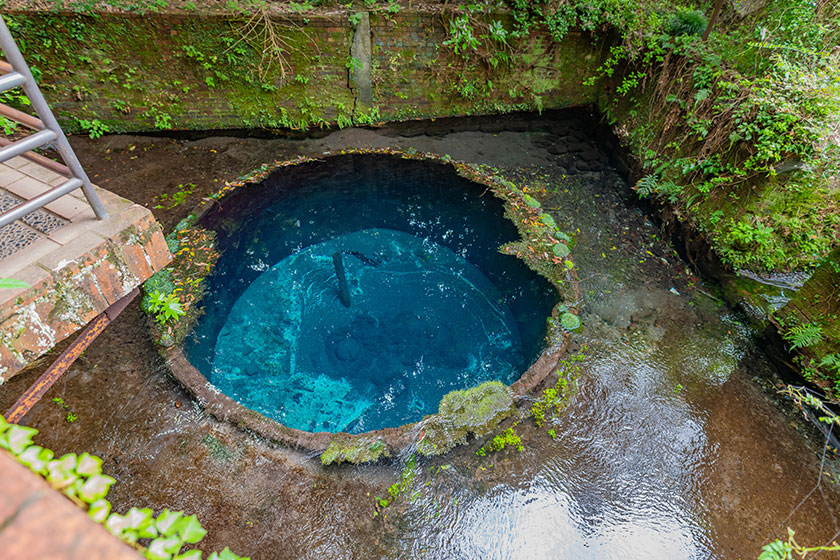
666,9,708,37
819,354,840,375
635,174,658,198
784,322,824,350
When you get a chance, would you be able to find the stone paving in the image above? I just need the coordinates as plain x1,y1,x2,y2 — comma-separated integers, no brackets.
0,155,171,381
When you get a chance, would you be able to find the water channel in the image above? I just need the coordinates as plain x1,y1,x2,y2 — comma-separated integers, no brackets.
2,111,837,559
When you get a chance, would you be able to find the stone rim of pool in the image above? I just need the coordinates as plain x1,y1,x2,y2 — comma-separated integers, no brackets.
160,151,579,461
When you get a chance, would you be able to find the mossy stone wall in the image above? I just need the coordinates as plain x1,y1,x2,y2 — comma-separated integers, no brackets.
6,10,604,133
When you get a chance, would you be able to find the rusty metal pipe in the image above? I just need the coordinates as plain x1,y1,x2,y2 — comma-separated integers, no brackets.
4,287,139,423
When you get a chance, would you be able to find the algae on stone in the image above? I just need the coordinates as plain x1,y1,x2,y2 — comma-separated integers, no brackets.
416,380,516,456
321,436,390,466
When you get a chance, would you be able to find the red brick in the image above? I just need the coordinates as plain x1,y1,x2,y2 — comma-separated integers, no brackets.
0,266,52,319
5,299,56,361
90,259,128,306
52,272,107,333
0,341,25,376
117,241,155,282
142,227,173,273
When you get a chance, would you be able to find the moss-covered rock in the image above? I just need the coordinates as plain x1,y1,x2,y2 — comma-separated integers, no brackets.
321,436,390,466
416,381,516,456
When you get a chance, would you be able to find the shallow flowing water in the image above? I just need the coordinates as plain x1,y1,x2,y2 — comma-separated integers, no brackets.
5,112,839,560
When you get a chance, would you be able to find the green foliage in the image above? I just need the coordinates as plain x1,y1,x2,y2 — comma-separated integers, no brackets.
531,349,585,426
111,98,130,113
539,0,840,271
559,312,580,331
0,413,249,560
141,269,176,312
321,436,390,465
386,454,417,501
551,242,570,258
444,15,481,56
417,381,516,456
0,115,19,135
75,117,110,139
52,397,78,423
819,354,840,377
0,278,29,290
476,425,523,455
522,194,541,208
759,528,840,560
141,106,173,129
145,291,185,325
783,322,824,350
665,9,707,37
759,539,793,560
155,183,197,209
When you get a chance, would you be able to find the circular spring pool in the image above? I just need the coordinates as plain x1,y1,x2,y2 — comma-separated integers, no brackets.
185,155,557,433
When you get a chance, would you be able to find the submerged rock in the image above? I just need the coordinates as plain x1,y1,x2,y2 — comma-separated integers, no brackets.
416,381,516,456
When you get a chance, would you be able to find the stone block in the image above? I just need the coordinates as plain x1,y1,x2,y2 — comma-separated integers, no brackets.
4,156,28,169
44,193,93,220
0,165,25,186
0,237,62,277
4,175,50,200
18,161,63,184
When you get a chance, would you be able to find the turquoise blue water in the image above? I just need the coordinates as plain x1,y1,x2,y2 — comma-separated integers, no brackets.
185,155,556,432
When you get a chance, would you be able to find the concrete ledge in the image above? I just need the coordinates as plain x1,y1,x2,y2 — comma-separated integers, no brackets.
0,198,171,382
0,450,140,559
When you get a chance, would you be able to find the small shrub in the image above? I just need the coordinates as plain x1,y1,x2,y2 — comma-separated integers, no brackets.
75,118,110,139
141,270,175,312
145,291,185,325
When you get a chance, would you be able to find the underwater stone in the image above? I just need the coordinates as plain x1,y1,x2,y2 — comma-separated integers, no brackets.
552,243,570,258
523,194,541,208
416,381,516,456
539,213,557,229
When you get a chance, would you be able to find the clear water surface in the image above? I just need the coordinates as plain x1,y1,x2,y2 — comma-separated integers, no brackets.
186,155,557,432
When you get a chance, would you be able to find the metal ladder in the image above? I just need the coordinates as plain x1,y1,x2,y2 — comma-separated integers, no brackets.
0,15,107,229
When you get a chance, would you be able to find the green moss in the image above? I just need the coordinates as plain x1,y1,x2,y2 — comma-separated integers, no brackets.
321,436,390,466
775,246,840,393
475,425,523,456
416,380,516,456
200,433,235,463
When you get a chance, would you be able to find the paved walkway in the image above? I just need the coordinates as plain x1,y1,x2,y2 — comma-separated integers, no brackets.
0,156,129,263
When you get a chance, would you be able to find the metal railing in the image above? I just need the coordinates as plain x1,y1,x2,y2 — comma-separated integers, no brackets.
0,15,107,229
